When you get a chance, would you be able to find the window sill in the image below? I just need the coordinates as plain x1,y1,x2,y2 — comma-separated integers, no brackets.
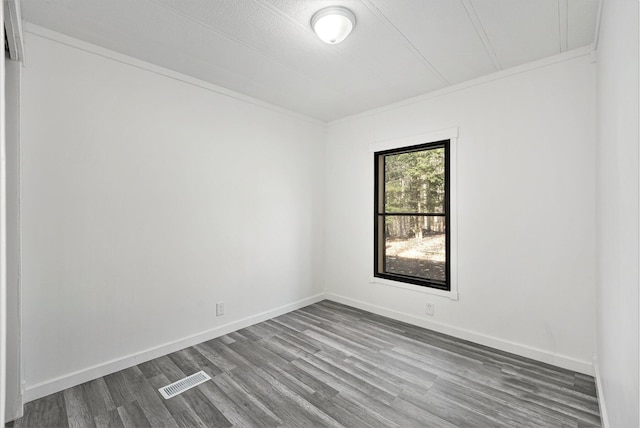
370,276,459,300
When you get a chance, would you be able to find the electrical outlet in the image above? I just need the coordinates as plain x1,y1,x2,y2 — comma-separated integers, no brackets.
216,302,225,316
425,303,434,316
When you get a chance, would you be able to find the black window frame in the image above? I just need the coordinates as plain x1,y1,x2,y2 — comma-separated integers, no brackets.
374,139,451,291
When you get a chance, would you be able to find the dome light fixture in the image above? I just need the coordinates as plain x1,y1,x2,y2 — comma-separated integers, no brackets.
311,6,356,44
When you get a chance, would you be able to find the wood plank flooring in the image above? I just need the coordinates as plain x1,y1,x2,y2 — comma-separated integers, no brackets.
7,300,601,427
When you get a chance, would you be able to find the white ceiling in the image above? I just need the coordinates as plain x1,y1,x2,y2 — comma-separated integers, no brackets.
20,0,600,121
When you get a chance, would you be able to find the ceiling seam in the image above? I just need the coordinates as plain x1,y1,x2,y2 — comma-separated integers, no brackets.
328,46,592,126
559,0,569,52
249,0,401,93
359,0,450,85
146,0,347,98
460,0,502,71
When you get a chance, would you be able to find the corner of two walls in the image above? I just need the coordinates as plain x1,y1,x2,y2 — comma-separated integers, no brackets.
20,26,601,404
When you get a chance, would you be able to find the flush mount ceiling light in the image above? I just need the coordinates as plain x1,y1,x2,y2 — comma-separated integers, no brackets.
311,6,356,44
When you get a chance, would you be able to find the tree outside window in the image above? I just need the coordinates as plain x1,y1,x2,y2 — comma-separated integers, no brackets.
375,140,450,290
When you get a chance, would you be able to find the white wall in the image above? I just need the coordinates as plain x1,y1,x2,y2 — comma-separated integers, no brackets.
5,57,22,420
20,29,326,400
595,0,640,426
0,21,6,426
325,52,597,373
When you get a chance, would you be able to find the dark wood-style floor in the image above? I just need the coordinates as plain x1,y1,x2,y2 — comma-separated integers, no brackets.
8,300,601,427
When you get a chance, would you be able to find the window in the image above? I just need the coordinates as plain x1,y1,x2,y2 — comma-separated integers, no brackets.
374,140,450,290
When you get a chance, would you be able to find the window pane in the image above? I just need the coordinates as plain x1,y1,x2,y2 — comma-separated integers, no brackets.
383,215,446,282
384,148,445,214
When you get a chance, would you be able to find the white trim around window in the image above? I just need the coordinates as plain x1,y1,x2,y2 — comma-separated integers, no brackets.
369,127,459,300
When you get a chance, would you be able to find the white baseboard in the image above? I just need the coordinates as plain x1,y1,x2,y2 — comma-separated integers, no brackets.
23,291,596,404
326,292,594,375
592,358,609,428
23,293,325,403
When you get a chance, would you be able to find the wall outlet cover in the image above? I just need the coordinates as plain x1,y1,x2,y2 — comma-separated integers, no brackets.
426,303,435,316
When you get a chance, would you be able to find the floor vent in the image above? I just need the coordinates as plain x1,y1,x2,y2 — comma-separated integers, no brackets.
158,370,211,399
